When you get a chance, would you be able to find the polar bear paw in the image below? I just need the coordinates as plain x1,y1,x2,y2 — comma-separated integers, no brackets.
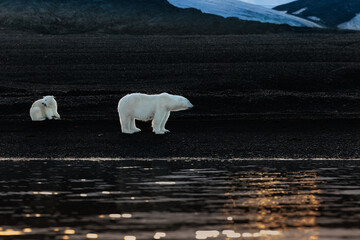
122,130,135,134
122,128,142,134
33,117,46,121
132,128,141,133
154,130,165,135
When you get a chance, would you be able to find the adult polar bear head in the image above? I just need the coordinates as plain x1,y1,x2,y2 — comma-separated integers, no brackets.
160,93,194,112
118,92,193,134
30,96,61,121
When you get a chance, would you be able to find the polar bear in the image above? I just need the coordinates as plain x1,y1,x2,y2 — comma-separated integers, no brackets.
30,96,61,121
118,93,193,134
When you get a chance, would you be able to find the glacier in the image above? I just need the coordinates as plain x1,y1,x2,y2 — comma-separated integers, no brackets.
338,13,360,31
241,0,295,8
168,0,322,28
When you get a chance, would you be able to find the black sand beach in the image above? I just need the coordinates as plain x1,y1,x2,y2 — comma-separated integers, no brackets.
1,119,360,159
1,33,360,159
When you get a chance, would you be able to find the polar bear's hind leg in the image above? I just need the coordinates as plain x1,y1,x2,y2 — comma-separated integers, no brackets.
30,107,46,121
120,114,136,134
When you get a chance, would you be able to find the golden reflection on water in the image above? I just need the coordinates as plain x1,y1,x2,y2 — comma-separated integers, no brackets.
0,229,23,236
64,229,75,234
221,171,321,239
99,213,133,219
0,227,101,239
32,191,57,195
109,213,121,219
124,236,136,240
222,230,241,238
153,232,166,239
86,233,99,238
196,230,220,239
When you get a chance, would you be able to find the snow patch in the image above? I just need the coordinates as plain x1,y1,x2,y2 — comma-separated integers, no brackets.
292,7,307,15
307,16,321,22
338,13,360,30
168,0,322,28
241,0,295,8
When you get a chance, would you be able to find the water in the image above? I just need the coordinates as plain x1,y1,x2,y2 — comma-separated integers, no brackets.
0,160,359,240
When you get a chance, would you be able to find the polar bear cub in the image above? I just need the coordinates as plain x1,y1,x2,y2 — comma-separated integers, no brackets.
30,96,61,121
118,93,193,134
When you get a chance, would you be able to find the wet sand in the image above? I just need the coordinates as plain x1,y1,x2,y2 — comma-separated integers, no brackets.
1,33,360,159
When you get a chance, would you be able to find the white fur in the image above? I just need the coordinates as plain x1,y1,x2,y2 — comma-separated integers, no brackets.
30,96,61,121
118,93,193,134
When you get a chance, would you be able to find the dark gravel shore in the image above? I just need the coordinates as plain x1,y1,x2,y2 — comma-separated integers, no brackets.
1,119,360,159
1,33,360,159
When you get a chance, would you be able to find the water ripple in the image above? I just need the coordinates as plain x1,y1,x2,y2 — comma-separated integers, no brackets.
0,160,359,239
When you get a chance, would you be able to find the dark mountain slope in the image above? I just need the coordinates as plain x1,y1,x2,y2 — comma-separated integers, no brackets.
274,0,360,28
0,0,296,34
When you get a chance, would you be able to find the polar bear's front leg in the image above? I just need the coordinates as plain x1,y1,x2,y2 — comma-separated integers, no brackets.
45,108,55,120
53,111,61,120
160,111,170,133
152,112,166,134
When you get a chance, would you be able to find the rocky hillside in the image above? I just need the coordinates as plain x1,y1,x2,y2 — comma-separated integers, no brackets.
0,0,297,34
274,0,360,29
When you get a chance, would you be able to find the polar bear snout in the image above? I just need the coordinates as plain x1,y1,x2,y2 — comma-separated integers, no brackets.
184,99,194,109
42,102,47,106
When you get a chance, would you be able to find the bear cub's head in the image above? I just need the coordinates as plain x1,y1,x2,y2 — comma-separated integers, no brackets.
41,96,56,107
